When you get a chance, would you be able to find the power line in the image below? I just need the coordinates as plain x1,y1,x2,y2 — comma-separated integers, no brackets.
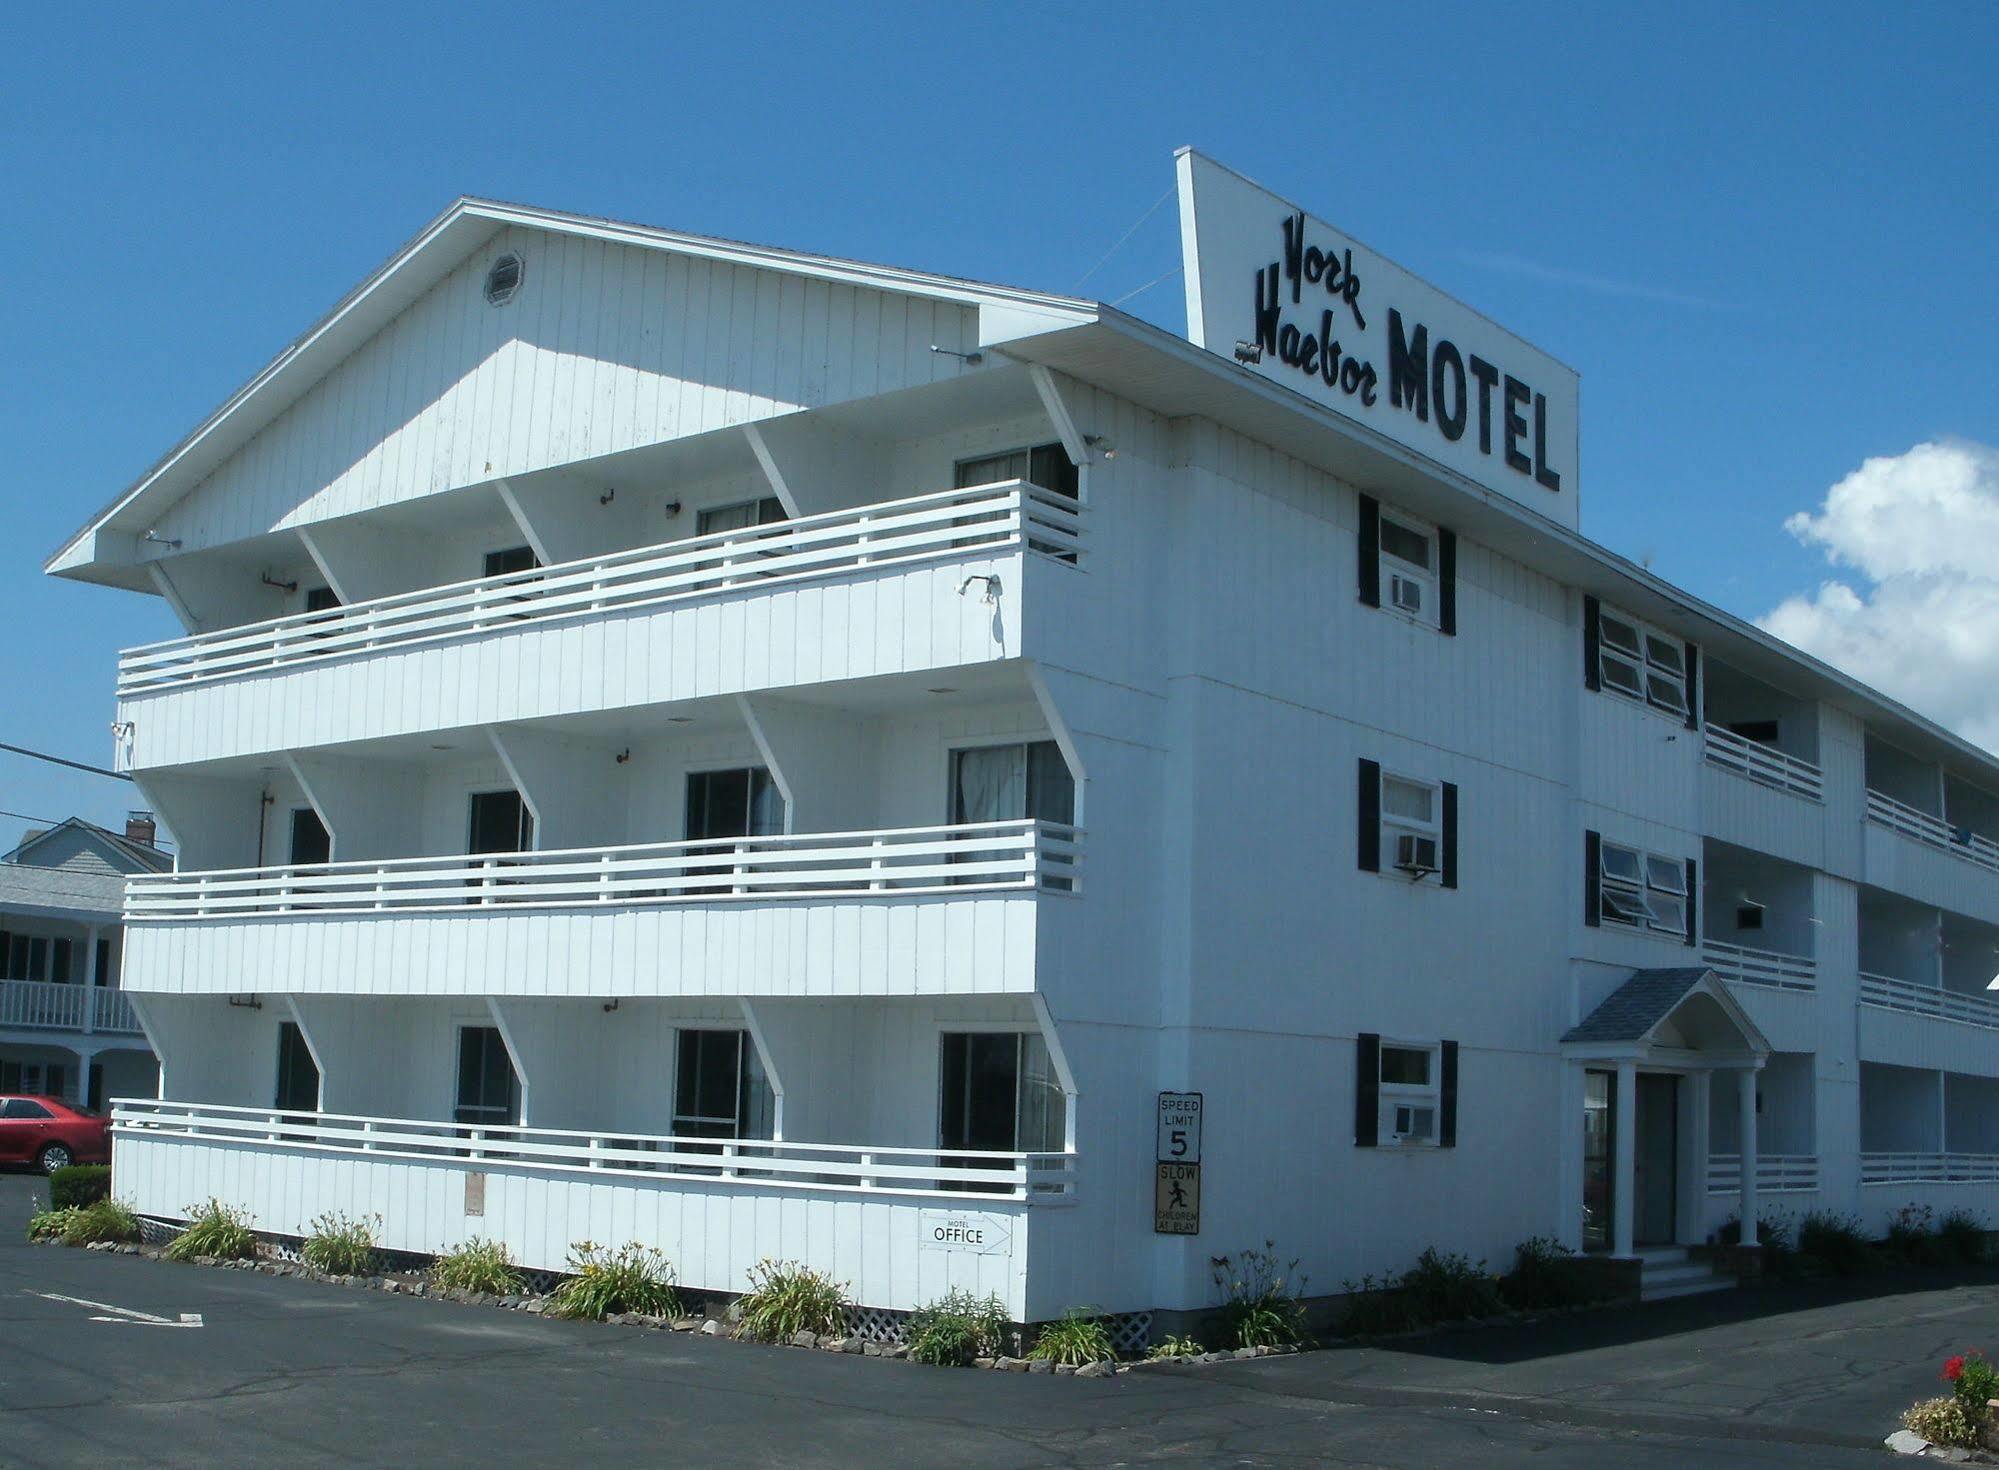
0,805,63,828
1072,184,1175,293
0,740,132,782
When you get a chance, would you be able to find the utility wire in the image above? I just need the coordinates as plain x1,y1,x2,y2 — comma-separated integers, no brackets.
0,740,133,782
1072,185,1175,294
0,805,63,828
1110,264,1184,309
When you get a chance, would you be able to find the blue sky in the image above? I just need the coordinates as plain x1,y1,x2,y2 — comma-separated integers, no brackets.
3,2,1996,850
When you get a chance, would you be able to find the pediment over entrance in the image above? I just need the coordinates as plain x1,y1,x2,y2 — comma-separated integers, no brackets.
1561,967,1771,1064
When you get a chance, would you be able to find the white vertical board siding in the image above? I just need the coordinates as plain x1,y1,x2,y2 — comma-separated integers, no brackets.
155,228,980,554
118,552,1023,770
1862,824,1999,928
122,894,1039,1001
1859,1006,1999,1079
114,1134,1031,1315
1699,766,1837,874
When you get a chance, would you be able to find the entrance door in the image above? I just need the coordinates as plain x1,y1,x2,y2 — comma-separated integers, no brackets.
455,1026,519,1128
1581,1070,1615,1253
938,1032,1064,1192
275,1022,320,1112
1634,1073,1680,1246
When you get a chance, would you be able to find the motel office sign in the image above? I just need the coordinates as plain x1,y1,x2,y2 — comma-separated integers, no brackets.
1176,149,1581,530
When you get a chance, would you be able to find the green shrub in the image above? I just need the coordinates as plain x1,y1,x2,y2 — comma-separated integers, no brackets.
1937,1210,1987,1265
26,1205,79,1242
301,1211,380,1276
1904,1395,1982,1449
1796,1211,1872,1276
1948,1351,1999,1417
1211,1242,1309,1348
548,1241,681,1321
1500,1236,1595,1311
905,1289,1009,1366
1715,1211,1797,1275
1886,1204,1951,1267
61,1198,141,1246
736,1260,849,1342
1338,1272,1420,1337
164,1200,258,1262
432,1238,526,1296
1401,1247,1504,1323
49,1165,111,1210
1029,1307,1116,1366
1146,1334,1203,1360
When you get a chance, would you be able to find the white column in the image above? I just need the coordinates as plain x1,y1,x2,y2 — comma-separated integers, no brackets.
1738,1068,1760,1244
1689,1070,1712,1241
81,925,100,1035
1613,1061,1637,1257
69,1045,98,1108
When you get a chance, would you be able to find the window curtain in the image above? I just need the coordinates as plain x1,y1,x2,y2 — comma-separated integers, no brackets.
1015,1034,1065,1156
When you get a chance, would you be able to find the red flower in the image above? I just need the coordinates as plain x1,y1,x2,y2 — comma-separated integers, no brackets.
1945,1355,1967,1381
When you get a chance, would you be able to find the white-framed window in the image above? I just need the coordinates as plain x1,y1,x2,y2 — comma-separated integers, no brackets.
1380,771,1441,876
1378,511,1437,624
1378,1041,1441,1146
1598,605,1689,717
1599,840,1689,937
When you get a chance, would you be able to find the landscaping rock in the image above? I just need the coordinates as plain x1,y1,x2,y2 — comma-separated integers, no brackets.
1054,1362,1076,1376
792,1331,819,1349
1075,1360,1114,1379
1234,1347,1258,1360
995,1356,1029,1372
671,1317,698,1331
974,1356,997,1369
861,1341,883,1357
1197,1352,1230,1364
1027,1358,1053,1374
880,1344,908,1360
842,1337,864,1354
699,1319,722,1336
1884,1430,1930,1455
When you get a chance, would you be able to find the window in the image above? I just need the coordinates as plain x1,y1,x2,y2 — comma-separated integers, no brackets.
671,1029,774,1141
953,443,1078,500
950,741,1075,889
1354,1034,1459,1148
1378,512,1437,623
1598,839,1691,937
684,767,785,842
1595,604,1690,718
483,545,539,579
1,1098,53,1119
1380,773,1440,874
95,938,111,988
304,585,341,614
939,1031,1065,1191
468,790,534,854
454,1027,519,1128
290,808,331,866
1377,1043,1440,1145
696,497,786,538
274,1022,319,1114
484,252,524,306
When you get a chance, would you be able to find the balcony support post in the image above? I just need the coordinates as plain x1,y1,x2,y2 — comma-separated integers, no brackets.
1612,1062,1637,1258
1737,1067,1760,1248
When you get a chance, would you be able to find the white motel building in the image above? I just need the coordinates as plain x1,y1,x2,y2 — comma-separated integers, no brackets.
46,151,1999,1328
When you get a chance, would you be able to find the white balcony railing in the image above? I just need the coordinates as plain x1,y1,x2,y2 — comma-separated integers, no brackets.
1861,1152,1999,1186
1706,1153,1820,1195
112,1099,1078,1202
1702,727,1824,801
0,980,143,1036
125,819,1081,921
116,480,1084,696
1702,939,1817,993
1866,789,1999,876
1860,970,1999,1031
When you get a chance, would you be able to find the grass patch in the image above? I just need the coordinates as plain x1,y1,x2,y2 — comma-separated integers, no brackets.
163,1200,258,1262
300,1211,380,1276
1029,1308,1115,1366
736,1260,848,1342
548,1241,681,1321
905,1289,1009,1366
431,1238,526,1296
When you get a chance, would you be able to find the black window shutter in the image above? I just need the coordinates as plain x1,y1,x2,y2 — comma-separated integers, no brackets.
1440,781,1459,889
1584,829,1602,927
1684,857,1699,946
1683,642,1701,730
1355,1033,1381,1147
1583,595,1601,691
1357,494,1381,608
1439,1040,1460,1147
1437,527,1457,636
1357,758,1381,873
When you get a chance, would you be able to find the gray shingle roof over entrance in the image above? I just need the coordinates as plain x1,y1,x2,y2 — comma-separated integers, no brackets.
1561,968,1714,1045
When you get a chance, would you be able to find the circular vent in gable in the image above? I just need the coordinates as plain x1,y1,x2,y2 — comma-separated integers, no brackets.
484,252,524,306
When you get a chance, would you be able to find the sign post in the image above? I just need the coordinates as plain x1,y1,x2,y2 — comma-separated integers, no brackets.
1154,1091,1203,1234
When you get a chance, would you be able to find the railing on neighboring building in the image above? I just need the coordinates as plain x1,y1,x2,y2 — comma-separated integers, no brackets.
1706,1153,1820,1195
112,1100,1078,1202
1860,1153,1999,1186
1865,790,1999,876
0,978,143,1036
1702,727,1825,802
1860,971,1999,1032
124,820,1082,921
1702,939,1818,993
116,481,1084,695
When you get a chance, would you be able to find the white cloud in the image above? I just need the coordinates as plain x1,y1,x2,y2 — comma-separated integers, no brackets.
1760,439,1999,754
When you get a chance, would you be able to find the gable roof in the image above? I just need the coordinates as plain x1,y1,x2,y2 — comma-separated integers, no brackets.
1561,966,1770,1057
46,196,1099,585
5,817,172,874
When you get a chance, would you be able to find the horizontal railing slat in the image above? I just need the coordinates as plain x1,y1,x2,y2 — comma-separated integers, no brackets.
1705,1153,1820,1194
1701,727,1824,801
1703,940,1817,993
1866,790,1999,874
1859,971,1999,1031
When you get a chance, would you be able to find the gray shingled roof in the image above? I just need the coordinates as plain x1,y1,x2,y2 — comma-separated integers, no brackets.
1562,968,1715,1044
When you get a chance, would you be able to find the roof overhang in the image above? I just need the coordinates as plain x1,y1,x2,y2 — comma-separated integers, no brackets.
1559,967,1771,1066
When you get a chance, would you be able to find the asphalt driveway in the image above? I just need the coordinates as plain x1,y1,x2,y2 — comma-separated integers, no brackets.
0,1170,1984,1467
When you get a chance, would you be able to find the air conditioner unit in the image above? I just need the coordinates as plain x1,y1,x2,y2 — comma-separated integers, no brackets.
1394,832,1439,876
1392,1104,1436,1143
1389,574,1424,614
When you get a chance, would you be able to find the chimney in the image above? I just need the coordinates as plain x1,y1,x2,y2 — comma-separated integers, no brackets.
125,810,158,848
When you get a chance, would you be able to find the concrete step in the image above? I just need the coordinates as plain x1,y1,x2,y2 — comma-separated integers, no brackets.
1638,1253,1733,1302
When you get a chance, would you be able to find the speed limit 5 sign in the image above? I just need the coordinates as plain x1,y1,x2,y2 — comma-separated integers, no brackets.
1156,1092,1202,1164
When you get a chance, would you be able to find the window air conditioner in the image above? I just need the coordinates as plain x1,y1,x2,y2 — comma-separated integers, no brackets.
1389,574,1424,614
1394,832,1439,876
1392,1104,1436,1142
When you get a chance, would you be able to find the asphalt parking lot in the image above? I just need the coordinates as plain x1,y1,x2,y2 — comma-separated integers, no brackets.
0,1170,1987,1468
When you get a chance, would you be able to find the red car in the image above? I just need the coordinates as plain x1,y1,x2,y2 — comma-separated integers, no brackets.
0,1095,110,1174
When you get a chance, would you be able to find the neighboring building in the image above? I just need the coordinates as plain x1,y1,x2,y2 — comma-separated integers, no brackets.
0,814,166,1109
43,154,1999,1330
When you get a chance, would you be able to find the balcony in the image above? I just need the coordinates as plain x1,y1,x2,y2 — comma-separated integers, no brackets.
1702,726,1824,802
1866,790,1999,876
121,821,1081,1000
1705,1153,1819,1195
112,481,1084,768
1860,971,1999,1032
0,979,143,1036
1860,1152,1999,1186
1701,940,1816,993
113,1099,1074,1316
